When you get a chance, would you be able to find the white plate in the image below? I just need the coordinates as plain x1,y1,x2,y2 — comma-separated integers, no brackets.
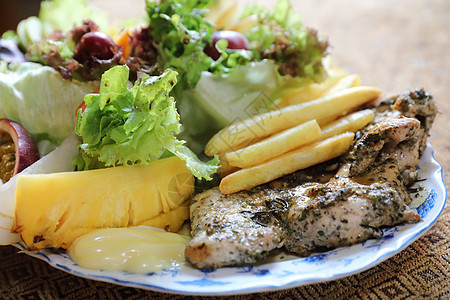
13,144,447,296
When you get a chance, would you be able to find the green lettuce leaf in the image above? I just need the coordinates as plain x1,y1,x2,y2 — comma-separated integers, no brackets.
75,65,219,180
0,61,98,154
146,0,214,89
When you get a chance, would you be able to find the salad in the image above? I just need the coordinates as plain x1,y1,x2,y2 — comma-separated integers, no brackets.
0,0,337,270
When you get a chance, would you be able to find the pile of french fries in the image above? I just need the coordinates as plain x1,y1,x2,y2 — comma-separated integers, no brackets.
205,65,381,194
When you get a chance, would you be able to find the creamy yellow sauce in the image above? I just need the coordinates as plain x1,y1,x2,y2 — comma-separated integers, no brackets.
68,226,191,273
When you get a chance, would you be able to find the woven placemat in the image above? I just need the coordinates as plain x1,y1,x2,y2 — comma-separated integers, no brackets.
0,207,448,299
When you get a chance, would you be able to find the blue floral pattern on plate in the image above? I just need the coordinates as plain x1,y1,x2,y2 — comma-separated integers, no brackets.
13,144,446,295
416,189,437,218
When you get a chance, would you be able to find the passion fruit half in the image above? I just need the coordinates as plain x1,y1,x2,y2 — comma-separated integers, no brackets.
0,119,39,183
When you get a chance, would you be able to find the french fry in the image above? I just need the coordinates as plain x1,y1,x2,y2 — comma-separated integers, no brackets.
219,132,355,194
223,120,321,169
229,15,258,34
215,4,242,29
321,74,361,97
216,155,240,177
205,0,242,30
278,70,347,107
205,86,381,156
321,109,374,139
205,0,234,25
277,57,349,107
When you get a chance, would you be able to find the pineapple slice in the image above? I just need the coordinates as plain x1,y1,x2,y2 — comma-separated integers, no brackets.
13,156,194,251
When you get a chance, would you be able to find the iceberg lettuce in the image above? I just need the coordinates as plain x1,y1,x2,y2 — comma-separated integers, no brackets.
176,59,312,153
0,62,98,154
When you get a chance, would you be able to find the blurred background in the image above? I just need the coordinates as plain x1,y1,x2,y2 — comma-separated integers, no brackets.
0,0,42,34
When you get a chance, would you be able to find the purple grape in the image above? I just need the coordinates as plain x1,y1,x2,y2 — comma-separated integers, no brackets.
74,31,116,62
204,30,250,60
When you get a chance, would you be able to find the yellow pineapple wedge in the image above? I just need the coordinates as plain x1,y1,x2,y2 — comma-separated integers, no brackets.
13,156,194,251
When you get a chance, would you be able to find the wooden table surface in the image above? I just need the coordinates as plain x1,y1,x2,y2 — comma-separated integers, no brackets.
0,0,448,299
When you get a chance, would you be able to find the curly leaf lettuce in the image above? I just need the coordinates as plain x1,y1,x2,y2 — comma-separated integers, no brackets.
146,0,213,89
242,0,329,80
146,0,255,89
75,65,219,180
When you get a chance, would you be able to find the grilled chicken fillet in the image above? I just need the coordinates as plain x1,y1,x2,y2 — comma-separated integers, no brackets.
186,188,284,269
186,89,436,269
